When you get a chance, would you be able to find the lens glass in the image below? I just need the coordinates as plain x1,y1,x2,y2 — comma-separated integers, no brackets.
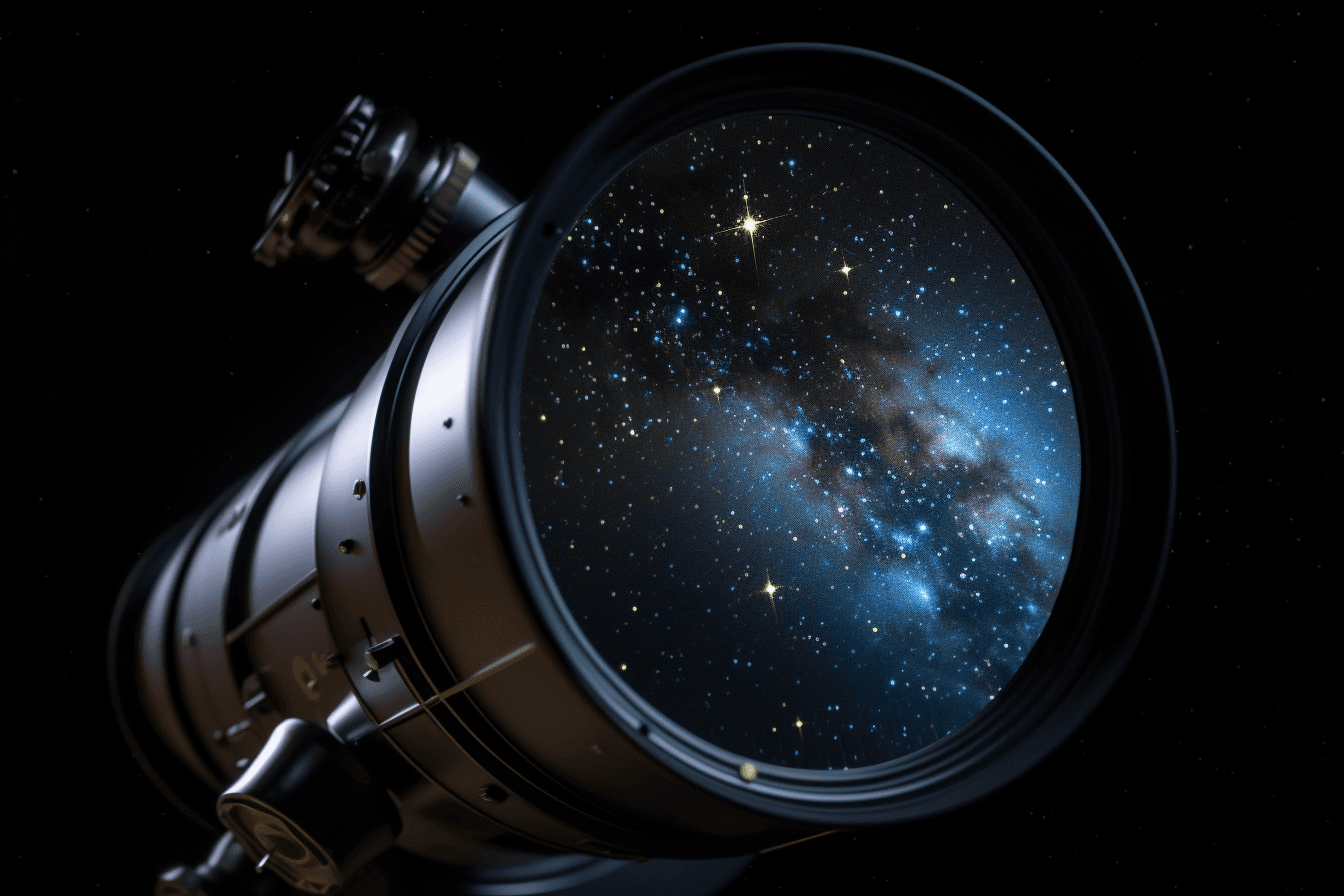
520,114,1080,770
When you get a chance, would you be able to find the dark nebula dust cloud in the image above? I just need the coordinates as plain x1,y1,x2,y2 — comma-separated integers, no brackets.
520,114,1080,770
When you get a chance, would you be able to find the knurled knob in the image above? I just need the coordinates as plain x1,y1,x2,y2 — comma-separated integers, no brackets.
252,95,514,293
253,96,376,269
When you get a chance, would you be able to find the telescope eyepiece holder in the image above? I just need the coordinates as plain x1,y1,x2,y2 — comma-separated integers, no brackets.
252,95,513,294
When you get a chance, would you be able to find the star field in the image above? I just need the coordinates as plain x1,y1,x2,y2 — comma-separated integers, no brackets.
520,114,1081,770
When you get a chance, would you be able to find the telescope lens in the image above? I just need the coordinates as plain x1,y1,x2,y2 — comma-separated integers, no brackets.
519,114,1081,770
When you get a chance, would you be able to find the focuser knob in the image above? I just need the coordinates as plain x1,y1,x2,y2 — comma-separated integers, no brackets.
252,95,514,293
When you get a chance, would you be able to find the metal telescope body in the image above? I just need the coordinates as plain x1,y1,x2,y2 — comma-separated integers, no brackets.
110,45,1175,896
114,93,777,896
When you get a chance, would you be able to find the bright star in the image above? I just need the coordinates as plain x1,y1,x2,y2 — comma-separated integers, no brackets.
716,183,791,285
760,570,783,622
834,249,860,292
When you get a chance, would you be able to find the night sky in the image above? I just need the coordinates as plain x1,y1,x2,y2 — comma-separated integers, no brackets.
521,116,1079,768
8,5,1329,892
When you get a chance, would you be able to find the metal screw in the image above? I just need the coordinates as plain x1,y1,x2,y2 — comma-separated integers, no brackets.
442,417,453,429
363,636,402,672
457,494,470,506
353,479,367,500
337,539,355,554
310,597,322,611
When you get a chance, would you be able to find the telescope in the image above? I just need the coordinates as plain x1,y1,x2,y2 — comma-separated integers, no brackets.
109,44,1175,896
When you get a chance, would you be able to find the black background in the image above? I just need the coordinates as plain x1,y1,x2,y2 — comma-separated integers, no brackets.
6,4,1330,892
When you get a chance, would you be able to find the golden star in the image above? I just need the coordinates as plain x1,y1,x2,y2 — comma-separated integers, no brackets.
716,184,791,285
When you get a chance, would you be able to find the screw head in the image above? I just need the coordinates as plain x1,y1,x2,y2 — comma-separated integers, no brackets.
442,417,453,429
353,479,367,499
310,597,323,611
739,762,758,782
337,539,355,554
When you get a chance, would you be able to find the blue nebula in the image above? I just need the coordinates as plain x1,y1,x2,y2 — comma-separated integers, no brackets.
521,114,1080,771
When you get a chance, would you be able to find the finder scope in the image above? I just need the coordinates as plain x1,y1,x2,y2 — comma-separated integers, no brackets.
111,44,1174,896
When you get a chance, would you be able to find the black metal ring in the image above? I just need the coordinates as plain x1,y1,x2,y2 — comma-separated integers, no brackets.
364,204,672,848
366,203,743,856
482,43,1175,826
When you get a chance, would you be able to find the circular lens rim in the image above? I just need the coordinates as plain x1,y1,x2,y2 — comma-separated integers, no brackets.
482,43,1174,826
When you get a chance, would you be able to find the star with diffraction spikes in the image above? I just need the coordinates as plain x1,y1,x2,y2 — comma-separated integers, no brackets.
715,183,791,285
834,248,861,295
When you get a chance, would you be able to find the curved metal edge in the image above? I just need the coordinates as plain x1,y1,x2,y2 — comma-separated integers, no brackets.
224,395,353,692
110,505,237,831
367,204,708,853
481,42,1176,827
